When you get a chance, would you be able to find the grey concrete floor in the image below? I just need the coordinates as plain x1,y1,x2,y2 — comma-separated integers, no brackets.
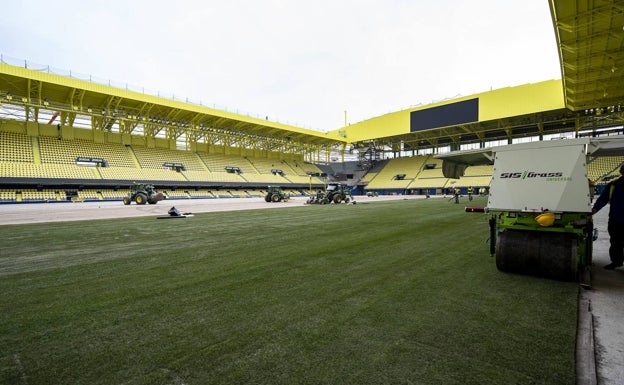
586,208,624,385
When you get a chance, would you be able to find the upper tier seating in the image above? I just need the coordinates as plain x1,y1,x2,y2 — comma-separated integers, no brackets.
39,136,135,167
132,146,206,171
197,152,255,173
0,132,33,162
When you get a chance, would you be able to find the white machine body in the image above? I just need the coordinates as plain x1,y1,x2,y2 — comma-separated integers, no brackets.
488,138,591,213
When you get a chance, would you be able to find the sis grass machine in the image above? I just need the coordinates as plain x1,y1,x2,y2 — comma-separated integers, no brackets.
439,137,624,282
484,139,593,281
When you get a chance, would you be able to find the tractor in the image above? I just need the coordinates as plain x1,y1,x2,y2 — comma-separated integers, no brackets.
324,182,352,204
123,183,164,205
265,185,290,202
306,182,352,204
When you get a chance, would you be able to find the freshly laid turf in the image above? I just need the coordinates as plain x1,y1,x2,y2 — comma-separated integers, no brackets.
0,197,578,384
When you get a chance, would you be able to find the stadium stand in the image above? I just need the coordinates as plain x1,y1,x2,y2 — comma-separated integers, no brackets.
0,132,33,162
186,189,216,199
587,155,624,184
282,160,324,176
77,189,100,201
39,136,133,167
245,156,288,174
365,156,430,190
132,146,206,171
20,189,59,202
97,166,187,182
284,174,320,184
240,172,289,184
359,172,377,184
2,124,622,204
0,162,99,179
244,189,265,198
227,190,248,198
359,156,494,194
162,189,190,199
198,152,254,173
100,189,129,201
0,189,16,201
446,165,494,189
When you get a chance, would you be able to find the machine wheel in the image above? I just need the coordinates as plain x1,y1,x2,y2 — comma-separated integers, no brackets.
344,197,350,204
135,193,147,205
271,194,281,202
123,196,131,205
496,230,578,281
333,195,342,204
265,194,271,202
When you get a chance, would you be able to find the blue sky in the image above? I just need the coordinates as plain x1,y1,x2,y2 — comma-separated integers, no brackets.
0,0,561,131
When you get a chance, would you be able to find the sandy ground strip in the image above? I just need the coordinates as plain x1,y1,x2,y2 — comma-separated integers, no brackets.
0,194,429,226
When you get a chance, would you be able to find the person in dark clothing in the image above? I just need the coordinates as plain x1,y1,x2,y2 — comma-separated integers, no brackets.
592,164,624,269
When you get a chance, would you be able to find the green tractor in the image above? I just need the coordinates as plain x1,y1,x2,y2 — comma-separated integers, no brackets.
265,185,290,202
305,183,353,204
123,183,164,205
323,182,352,204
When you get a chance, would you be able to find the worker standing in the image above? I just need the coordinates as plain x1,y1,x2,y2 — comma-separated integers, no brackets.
467,186,474,201
592,164,624,269
454,187,460,204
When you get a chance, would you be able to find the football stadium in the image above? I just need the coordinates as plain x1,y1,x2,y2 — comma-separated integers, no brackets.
1,1,624,384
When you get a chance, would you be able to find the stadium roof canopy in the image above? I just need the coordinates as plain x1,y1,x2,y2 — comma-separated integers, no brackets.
550,0,624,112
0,63,345,158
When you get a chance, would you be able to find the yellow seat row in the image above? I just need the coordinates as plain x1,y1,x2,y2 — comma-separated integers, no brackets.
132,146,207,171
0,132,33,162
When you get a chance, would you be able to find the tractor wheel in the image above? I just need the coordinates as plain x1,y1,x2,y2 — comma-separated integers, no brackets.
272,194,281,202
135,193,147,205
265,194,271,202
333,195,342,204
344,197,350,204
123,196,131,205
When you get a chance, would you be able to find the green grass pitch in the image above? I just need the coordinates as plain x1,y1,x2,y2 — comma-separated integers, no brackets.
0,197,578,384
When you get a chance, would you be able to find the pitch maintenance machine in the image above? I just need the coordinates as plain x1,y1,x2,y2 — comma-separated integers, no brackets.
438,137,624,281
486,139,593,281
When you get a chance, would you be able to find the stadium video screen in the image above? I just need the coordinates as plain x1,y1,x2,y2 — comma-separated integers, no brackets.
410,98,479,132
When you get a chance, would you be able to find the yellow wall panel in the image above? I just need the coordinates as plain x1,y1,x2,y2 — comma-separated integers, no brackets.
478,80,564,121
341,110,411,142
